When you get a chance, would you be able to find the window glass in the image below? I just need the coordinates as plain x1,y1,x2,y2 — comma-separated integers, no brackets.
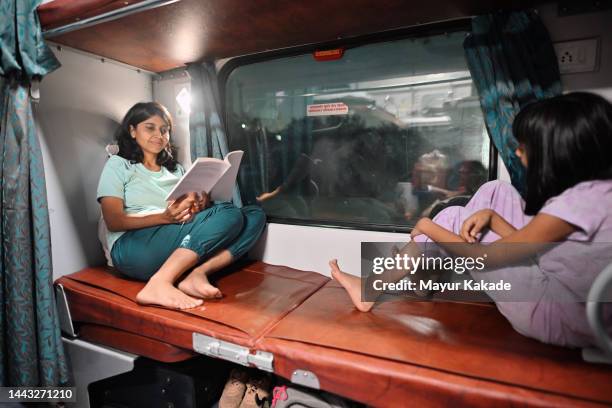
226,31,490,229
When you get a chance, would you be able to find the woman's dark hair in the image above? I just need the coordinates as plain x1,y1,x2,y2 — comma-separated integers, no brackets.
115,102,179,172
513,92,612,215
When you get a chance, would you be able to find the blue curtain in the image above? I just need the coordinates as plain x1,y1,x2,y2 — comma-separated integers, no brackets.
0,0,70,386
464,10,562,191
188,62,243,206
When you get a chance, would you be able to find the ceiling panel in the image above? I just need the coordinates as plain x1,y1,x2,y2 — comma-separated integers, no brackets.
42,0,545,73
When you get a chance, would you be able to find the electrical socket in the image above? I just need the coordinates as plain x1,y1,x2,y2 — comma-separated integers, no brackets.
553,38,599,74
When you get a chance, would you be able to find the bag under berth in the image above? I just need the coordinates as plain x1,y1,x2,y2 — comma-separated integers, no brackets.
54,261,612,408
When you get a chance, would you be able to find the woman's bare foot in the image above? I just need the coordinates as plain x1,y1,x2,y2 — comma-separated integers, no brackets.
329,259,374,312
136,278,203,310
178,270,222,299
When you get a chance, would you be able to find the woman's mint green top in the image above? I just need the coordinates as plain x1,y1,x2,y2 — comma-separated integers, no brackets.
97,155,185,250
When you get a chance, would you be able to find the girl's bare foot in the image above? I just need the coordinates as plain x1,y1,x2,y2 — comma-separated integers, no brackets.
136,278,203,310
178,270,222,299
329,259,374,312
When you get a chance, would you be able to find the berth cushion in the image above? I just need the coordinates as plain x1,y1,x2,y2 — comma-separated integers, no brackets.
259,280,612,406
56,261,328,349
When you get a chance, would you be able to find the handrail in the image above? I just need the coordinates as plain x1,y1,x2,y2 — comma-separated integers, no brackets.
587,262,612,356
42,0,179,38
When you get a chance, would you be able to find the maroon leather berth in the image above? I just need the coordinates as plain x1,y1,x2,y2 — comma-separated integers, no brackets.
55,262,612,407
57,262,328,350
259,280,612,407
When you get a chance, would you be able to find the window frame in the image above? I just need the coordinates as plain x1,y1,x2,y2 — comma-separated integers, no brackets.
219,19,498,233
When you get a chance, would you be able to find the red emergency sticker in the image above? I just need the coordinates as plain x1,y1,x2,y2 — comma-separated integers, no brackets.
306,102,349,117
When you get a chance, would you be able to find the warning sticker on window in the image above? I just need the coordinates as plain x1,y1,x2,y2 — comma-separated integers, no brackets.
306,103,349,116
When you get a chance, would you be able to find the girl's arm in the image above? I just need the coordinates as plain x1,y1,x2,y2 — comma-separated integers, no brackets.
413,218,466,243
414,214,577,267
490,211,517,237
497,213,576,243
101,195,196,232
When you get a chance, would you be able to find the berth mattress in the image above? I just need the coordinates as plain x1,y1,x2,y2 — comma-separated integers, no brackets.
55,262,612,407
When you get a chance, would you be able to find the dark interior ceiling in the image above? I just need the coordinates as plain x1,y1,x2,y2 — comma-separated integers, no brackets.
40,0,547,73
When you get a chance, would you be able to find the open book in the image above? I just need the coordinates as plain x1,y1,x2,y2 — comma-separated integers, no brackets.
165,151,244,202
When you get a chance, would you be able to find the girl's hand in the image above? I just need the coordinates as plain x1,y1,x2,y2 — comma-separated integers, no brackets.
460,209,493,243
164,193,197,224
190,191,211,214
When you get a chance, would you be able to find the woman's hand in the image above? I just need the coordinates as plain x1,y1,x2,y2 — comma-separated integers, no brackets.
460,209,493,243
190,191,211,214
163,193,197,224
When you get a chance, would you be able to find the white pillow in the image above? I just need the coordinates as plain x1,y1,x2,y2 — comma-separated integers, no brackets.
99,144,118,267
98,214,113,267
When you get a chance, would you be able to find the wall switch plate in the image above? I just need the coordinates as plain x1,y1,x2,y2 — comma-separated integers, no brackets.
553,38,600,74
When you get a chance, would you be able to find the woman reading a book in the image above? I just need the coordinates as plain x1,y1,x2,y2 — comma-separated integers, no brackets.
97,102,266,310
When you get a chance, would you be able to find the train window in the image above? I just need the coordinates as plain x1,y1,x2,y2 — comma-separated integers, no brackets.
225,30,491,230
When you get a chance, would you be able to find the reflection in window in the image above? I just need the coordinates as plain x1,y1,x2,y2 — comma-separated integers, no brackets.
226,31,490,229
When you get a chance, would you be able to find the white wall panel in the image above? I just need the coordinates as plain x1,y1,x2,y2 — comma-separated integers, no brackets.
37,44,153,279
251,224,410,277
540,4,612,99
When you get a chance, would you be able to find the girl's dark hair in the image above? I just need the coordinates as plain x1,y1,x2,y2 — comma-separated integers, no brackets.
115,102,179,172
513,92,612,215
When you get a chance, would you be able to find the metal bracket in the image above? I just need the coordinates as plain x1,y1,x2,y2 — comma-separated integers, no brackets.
55,284,77,337
290,369,320,389
582,347,612,365
192,333,274,372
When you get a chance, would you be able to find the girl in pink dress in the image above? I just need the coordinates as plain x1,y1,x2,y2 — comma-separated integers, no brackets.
331,92,612,347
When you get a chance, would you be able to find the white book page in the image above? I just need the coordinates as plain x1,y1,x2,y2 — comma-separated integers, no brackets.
210,151,244,201
165,157,230,201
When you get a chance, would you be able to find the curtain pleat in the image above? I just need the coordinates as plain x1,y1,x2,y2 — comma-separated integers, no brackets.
0,0,70,386
464,10,562,191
